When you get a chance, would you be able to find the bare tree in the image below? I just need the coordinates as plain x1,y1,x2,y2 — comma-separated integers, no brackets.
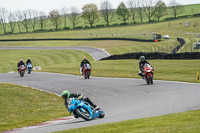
49,9,62,30
142,0,156,22
116,2,130,24
137,0,144,23
127,0,137,23
38,11,48,31
28,9,38,31
69,7,80,29
8,12,16,33
82,3,99,27
169,0,184,19
154,0,167,21
15,10,23,33
21,10,30,32
100,0,114,26
0,8,8,34
60,7,68,29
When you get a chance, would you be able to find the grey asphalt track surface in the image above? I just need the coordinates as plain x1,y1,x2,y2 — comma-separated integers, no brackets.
0,46,110,61
0,72,200,133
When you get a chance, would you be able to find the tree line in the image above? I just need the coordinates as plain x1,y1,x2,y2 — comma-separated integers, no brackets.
0,0,185,34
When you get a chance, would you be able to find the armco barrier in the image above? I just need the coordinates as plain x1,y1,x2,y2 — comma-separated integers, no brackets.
100,52,200,60
0,38,154,42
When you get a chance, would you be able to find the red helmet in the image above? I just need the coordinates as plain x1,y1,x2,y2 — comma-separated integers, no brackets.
83,57,87,60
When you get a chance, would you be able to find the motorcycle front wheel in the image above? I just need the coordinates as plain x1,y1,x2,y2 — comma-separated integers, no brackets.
75,108,92,121
149,74,153,84
98,108,105,118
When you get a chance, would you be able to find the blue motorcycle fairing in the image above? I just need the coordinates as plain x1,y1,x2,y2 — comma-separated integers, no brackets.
67,98,100,119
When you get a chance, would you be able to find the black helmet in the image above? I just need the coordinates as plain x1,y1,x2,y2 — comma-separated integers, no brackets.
140,56,145,62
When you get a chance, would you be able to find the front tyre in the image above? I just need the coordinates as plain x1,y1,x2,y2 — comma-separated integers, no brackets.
75,108,92,121
98,109,105,118
149,74,153,84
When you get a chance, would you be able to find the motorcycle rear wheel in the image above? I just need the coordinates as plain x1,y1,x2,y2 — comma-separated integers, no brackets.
75,108,92,121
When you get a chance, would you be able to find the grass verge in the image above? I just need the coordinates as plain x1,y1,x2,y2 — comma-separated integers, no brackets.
0,83,69,132
55,109,200,133
44,59,200,83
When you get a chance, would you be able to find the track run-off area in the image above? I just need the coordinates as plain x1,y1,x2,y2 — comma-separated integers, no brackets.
0,72,200,133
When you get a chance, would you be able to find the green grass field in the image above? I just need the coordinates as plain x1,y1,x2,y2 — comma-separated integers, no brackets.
0,3,200,34
0,17,199,54
0,49,199,83
0,50,94,73
55,109,200,133
0,83,69,131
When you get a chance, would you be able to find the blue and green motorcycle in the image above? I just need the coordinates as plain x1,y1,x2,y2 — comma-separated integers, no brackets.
67,98,105,121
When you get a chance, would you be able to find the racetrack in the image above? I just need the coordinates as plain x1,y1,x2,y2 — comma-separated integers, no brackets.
0,72,200,133
0,46,110,61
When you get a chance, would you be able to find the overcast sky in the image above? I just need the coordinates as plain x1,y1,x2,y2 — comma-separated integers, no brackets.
1,0,199,13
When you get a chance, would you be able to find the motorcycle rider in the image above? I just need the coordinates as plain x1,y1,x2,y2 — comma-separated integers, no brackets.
138,56,152,77
26,58,32,66
17,59,25,72
61,90,99,117
80,57,91,75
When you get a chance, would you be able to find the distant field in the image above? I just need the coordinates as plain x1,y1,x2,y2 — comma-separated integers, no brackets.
0,17,199,54
0,4,199,34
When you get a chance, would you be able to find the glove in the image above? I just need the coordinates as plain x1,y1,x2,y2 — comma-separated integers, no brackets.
78,94,84,100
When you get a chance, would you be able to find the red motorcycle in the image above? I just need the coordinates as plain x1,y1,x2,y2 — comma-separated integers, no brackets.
83,63,91,79
143,63,154,84
19,65,26,77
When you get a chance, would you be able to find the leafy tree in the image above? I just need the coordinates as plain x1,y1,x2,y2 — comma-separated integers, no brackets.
116,2,130,24
8,12,16,33
142,0,156,22
154,0,167,21
0,8,8,34
15,10,23,33
100,0,114,26
38,11,48,31
49,9,62,30
169,0,184,19
82,4,99,27
60,7,68,29
69,7,80,29
137,0,144,23
127,0,137,23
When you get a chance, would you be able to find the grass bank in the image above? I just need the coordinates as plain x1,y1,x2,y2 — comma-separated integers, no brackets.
0,50,94,73
0,49,199,83
55,109,200,133
0,83,69,131
44,59,200,83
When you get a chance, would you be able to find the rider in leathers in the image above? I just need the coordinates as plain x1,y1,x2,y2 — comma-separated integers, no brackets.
80,57,91,74
61,90,99,118
138,56,152,77
17,59,25,72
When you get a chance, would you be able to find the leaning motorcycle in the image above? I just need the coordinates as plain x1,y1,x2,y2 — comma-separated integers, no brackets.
19,65,26,77
143,63,154,84
67,97,105,121
83,63,91,79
